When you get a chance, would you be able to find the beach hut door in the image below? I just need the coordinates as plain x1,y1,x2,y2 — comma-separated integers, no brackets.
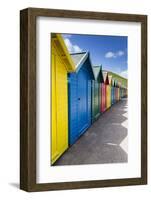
77,72,87,134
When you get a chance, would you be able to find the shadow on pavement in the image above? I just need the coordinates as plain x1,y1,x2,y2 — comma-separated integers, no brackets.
54,98,128,166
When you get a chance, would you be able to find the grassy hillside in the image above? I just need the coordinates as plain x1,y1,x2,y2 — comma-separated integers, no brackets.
104,70,128,88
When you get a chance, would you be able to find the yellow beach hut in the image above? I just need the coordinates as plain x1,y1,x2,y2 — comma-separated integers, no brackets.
51,34,75,164
106,75,112,109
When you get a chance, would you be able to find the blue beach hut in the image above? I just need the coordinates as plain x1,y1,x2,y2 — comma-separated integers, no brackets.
68,52,95,145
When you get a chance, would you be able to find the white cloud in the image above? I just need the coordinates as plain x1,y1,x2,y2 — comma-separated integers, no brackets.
117,50,124,56
120,70,128,79
73,45,82,52
62,34,72,38
64,38,82,53
105,50,125,58
64,38,73,52
105,51,116,58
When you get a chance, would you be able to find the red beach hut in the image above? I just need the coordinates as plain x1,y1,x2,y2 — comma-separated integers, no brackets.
101,71,109,113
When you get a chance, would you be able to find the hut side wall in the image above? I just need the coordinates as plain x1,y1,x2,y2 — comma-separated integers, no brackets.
92,80,100,123
68,60,92,145
106,85,111,109
101,83,106,112
51,45,69,164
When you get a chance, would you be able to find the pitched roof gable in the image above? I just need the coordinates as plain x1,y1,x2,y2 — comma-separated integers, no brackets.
93,65,104,83
108,75,112,85
102,71,109,84
111,79,115,86
70,52,95,79
51,33,75,72
93,66,101,80
70,52,88,70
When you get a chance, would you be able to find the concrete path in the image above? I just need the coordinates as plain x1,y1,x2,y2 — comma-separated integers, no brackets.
54,98,128,166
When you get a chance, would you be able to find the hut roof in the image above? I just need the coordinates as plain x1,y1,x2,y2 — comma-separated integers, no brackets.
111,78,115,86
106,71,127,88
71,52,87,68
70,52,95,79
108,75,112,85
93,65,104,83
102,71,109,84
93,66,101,79
70,52,89,70
51,33,75,72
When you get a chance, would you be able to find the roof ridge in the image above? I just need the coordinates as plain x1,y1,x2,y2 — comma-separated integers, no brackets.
70,51,87,55
93,65,101,68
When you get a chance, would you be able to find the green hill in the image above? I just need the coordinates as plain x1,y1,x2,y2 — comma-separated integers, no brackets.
104,70,128,88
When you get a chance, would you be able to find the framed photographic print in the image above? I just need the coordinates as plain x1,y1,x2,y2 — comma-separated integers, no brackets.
20,8,147,191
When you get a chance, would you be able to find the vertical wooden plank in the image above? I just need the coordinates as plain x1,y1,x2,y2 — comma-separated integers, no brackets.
91,80,94,122
141,17,147,184
20,8,29,191
51,48,58,164
20,8,36,191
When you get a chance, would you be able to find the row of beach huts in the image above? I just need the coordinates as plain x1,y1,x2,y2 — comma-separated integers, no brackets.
51,33,127,164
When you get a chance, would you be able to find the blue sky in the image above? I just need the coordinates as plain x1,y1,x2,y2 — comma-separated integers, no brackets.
62,33,128,78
